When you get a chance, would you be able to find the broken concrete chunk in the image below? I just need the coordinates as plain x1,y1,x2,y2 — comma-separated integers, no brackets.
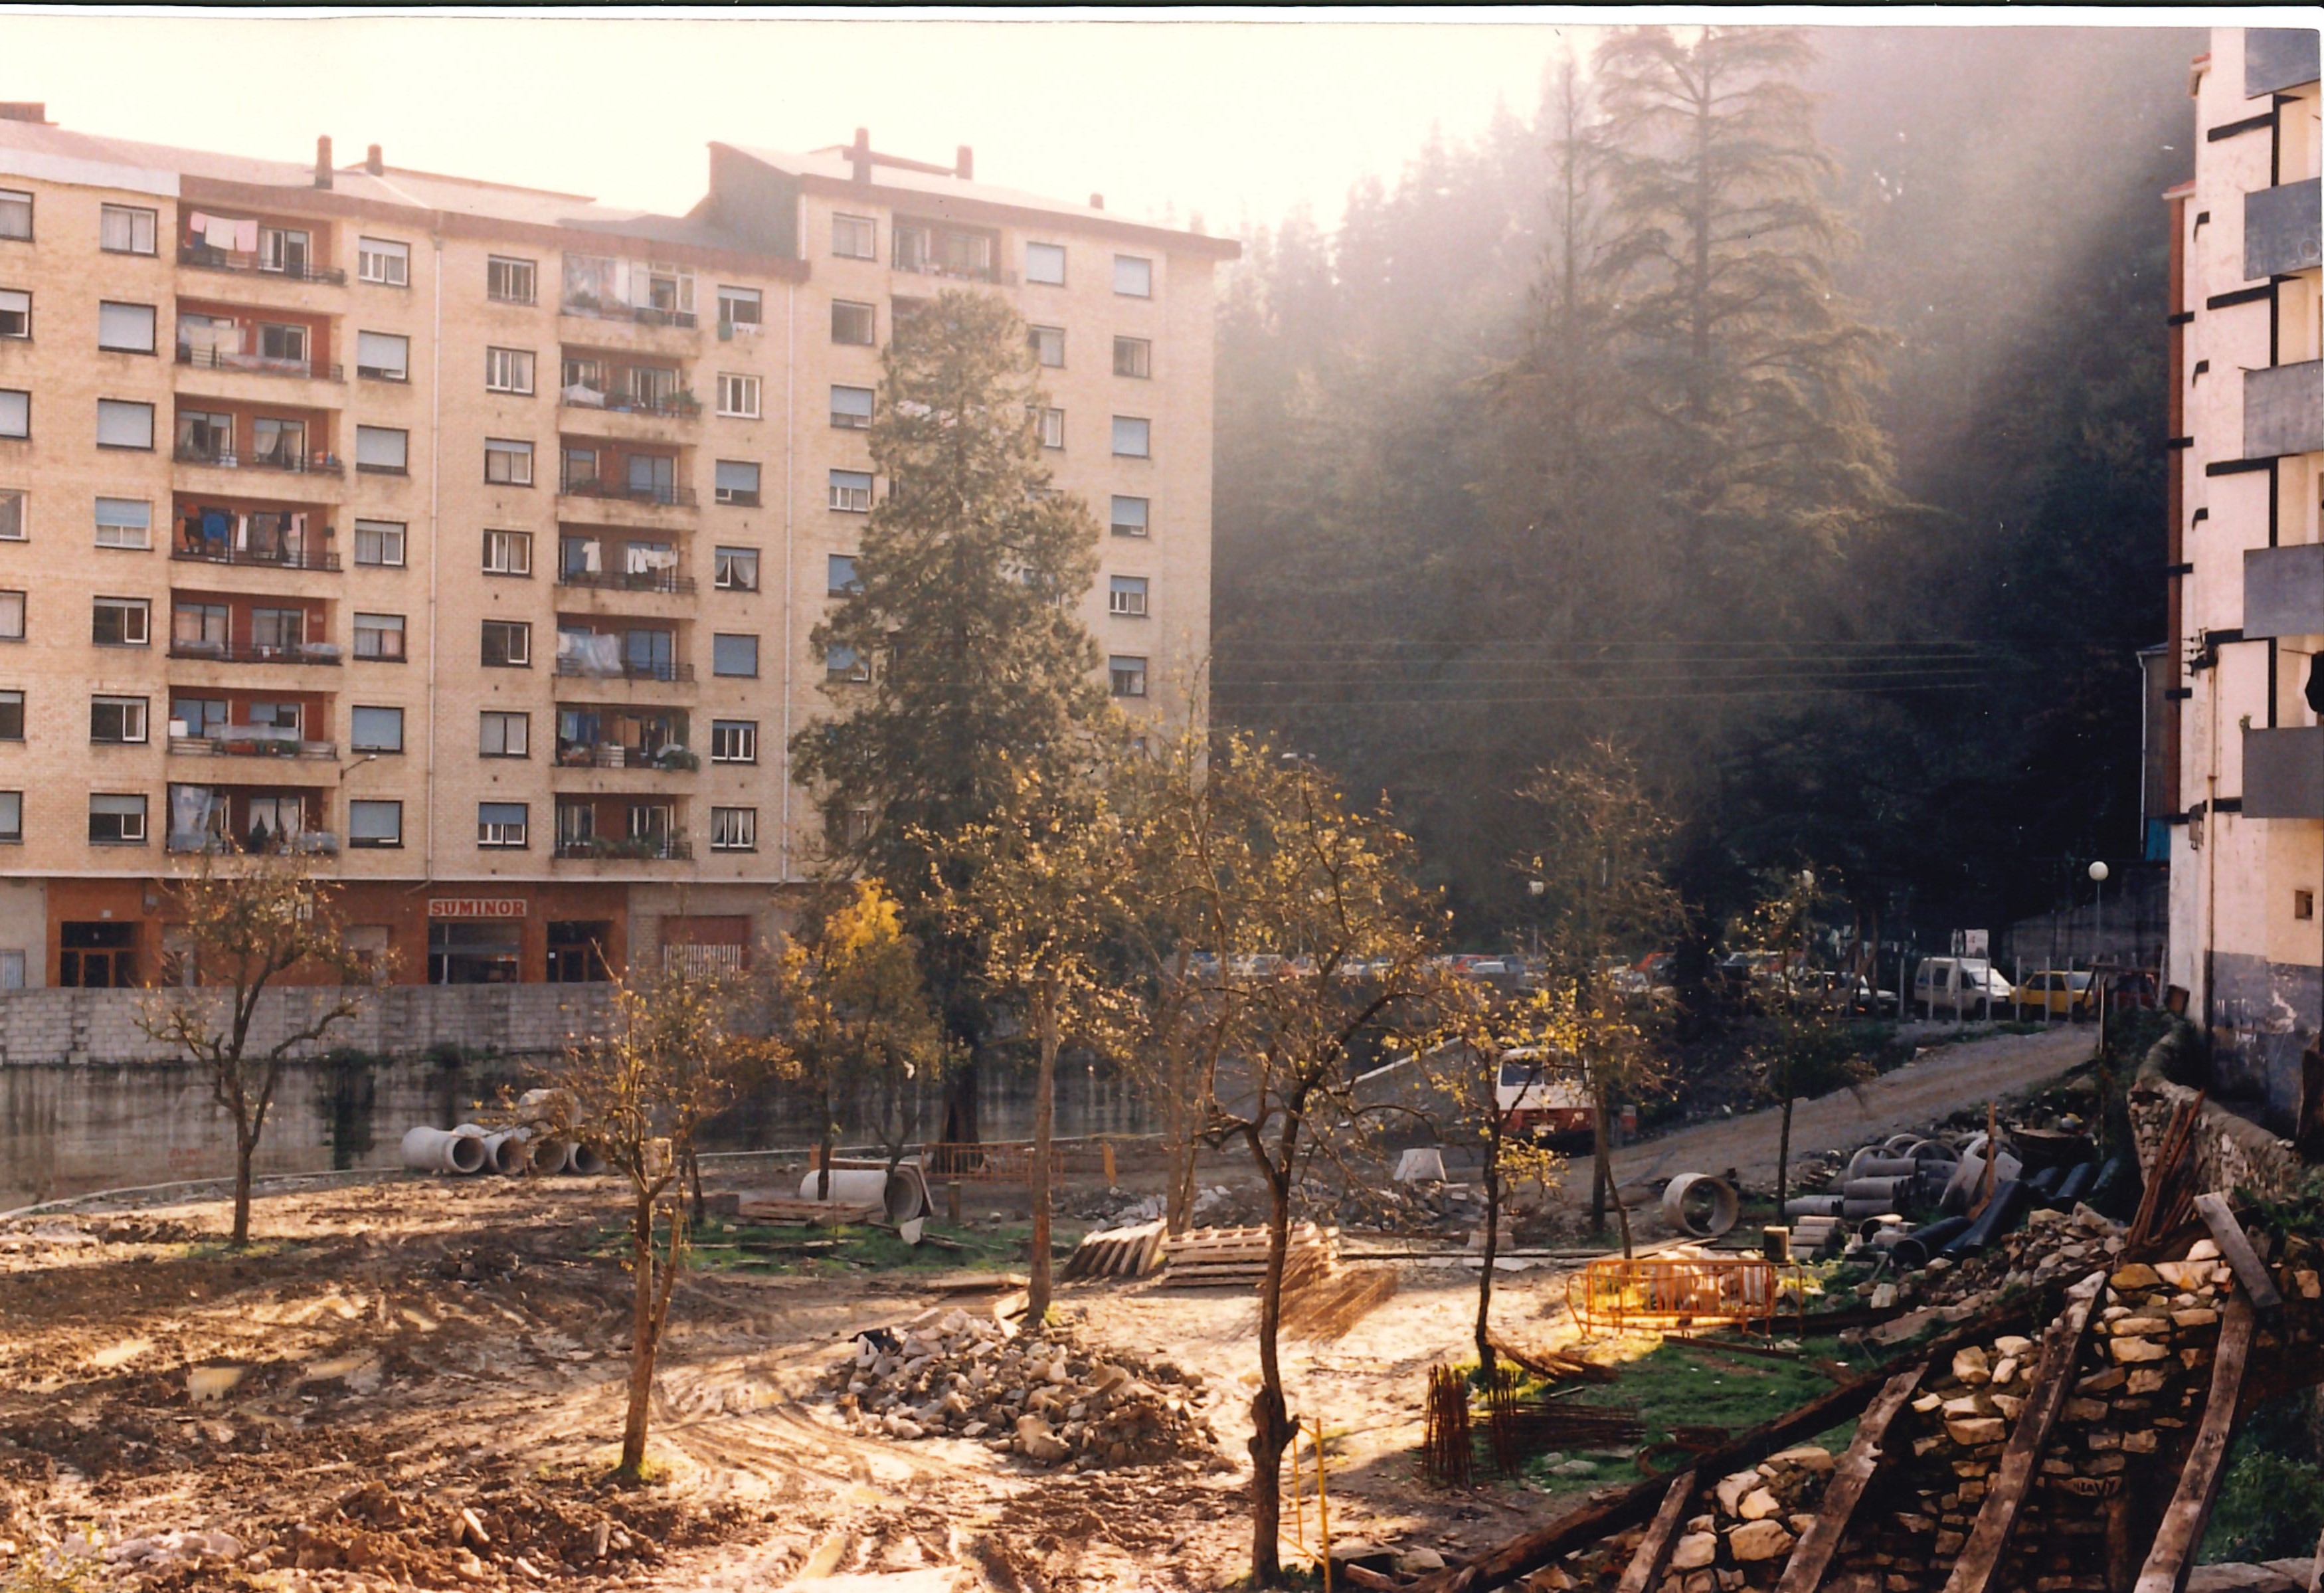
1726,1520,1795,1562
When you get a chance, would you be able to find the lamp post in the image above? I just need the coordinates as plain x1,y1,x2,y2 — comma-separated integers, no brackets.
2089,860,2109,967
1528,874,1547,966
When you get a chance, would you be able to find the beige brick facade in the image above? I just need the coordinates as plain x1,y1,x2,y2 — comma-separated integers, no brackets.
0,116,1230,988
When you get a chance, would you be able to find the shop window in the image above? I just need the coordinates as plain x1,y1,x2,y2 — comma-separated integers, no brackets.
427,921,521,985
547,921,612,984
59,921,136,988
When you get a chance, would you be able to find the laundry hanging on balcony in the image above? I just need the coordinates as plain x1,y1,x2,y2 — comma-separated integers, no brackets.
557,630,623,676
168,785,221,851
189,213,258,253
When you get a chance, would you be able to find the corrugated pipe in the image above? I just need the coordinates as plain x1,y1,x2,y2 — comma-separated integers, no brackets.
1939,1179,2031,1260
2051,1161,2098,1208
1892,1216,1975,1269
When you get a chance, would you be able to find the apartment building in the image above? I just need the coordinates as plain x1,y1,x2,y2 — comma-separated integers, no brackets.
2161,28,2321,1130
0,110,1233,988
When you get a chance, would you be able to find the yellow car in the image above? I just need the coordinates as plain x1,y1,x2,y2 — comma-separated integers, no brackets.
2014,970,2098,1020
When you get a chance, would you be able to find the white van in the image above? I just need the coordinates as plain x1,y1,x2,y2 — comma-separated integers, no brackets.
1913,957,2014,1018
1496,1048,1594,1142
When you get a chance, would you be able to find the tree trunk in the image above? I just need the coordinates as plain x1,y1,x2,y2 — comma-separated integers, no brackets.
1589,1082,1613,1235
1776,1093,1795,1218
816,1078,836,1200
1476,1113,1502,1377
618,1186,658,1478
1248,1157,1296,1586
1026,994,1058,1323
230,1122,256,1248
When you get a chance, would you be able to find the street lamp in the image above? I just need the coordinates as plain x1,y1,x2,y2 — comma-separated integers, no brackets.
1527,876,1547,964
2088,860,2109,975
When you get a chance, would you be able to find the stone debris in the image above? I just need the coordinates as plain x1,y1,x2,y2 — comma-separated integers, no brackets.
102,1528,243,1568
1649,1444,1834,1592
833,1310,1220,1471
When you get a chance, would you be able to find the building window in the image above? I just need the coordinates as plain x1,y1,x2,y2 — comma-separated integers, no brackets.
482,437,533,486
485,347,535,395
832,300,875,345
1114,336,1152,379
258,322,308,365
828,553,859,596
0,389,27,438
98,302,156,354
89,793,147,845
1109,654,1147,698
96,399,154,450
831,385,874,429
354,517,406,567
826,644,869,684
172,601,226,650
353,612,406,661
355,425,409,474
480,711,529,758
712,632,759,678
715,459,761,506
250,606,305,651
482,529,533,575
718,284,762,332
833,214,876,260
94,498,151,549
1109,575,1150,618
93,597,149,647
1111,416,1151,458
1038,407,1065,450
0,589,22,640
1029,325,1065,367
482,620,531,667
711,806,757,851
1110,496,1150,538
351,705,404,753
478,802,528,848
349,799,402,847
1114,255,1152,297
714,545,759,591
0,190,29,241
711,719,759,763
0,488,22,540
0,791,17,845
487,255,537,304
717,372,761,419
0,690,20,739
90,695,149,744
828,470,872,513
1026,242,1066,286
356,331,409,382
0,289,26,339
100,204,157,256
358,236,410,286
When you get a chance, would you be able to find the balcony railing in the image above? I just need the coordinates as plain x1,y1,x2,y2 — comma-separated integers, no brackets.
169,829,340,855
171,540,341,573
168,640,343,666
557,567,697,596
559,297,697,330
173,443,344,476
553,835,693,862
892,256,1018,287
177,244,347,286
559,476,697,509
168,733,338,759
553,656,695,684
555,742,699,771
559,385,701,419
177,344,343,383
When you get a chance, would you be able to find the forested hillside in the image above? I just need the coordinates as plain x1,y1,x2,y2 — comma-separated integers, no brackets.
1211,24,2196,947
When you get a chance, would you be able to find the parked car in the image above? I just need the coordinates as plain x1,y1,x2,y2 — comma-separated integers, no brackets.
1914,957,2014,1018
1495,1048,1594,1144
2014,970,2099,1020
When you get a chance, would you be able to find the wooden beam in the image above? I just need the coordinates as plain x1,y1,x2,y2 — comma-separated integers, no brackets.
1777,1364,1929,1593
2193,1193,2283,1309
2134,1291,2256,1593
1407,1295,2036,1593
1941,1270,2109,1593
1615,1469,1698,1593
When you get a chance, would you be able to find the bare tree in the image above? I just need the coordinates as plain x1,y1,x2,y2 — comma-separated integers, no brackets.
551,965,778,1480
137,848,373,1248
1737,867,1873,1214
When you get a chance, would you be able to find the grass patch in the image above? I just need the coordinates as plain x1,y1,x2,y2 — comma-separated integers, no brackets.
586,1216,1058,1275
1568,1339,1843,1455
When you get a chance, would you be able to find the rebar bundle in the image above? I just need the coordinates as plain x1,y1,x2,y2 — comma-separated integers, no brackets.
1422,1364,1473,1488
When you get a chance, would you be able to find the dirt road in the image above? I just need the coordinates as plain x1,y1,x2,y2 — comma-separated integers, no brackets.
1610,1024,2095,1193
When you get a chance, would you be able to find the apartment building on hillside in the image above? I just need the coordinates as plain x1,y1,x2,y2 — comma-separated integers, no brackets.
0,110,1233,988
2161,28,2321,1131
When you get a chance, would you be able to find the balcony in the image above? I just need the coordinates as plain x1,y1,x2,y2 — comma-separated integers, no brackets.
177,343,344,384
169,731,338,760
173,442,344,477
555,743,700,772
553,836,693,862
557,567,697,597
169,828,340,856
559,383,700,421
2245,361,2324,461
171,538,340,573
892,222,1015,286
558,476,697,510
553,656,694,684
168,640,343,666
559,296,696,331
2246,179,2322,282
178,244,347,286
2245,544,2324,639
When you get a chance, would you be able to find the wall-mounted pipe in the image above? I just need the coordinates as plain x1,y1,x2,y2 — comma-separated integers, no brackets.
402,1126,486,1175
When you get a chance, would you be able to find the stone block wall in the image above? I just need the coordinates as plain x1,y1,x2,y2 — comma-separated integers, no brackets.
2129,1081,2307,1200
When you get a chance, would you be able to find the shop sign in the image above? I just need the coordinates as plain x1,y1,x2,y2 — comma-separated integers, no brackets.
428,897,528,920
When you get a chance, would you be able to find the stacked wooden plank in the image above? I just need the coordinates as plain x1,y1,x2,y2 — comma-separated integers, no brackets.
1162,1222,1338,1287
1060,1218,1167,1281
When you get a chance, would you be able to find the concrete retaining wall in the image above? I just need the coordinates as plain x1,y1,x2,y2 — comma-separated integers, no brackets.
2130,1079,2307,1201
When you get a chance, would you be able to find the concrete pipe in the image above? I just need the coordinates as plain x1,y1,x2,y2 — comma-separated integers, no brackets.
529,1139,574,1175
1660,1172,1740,1240
402,1126,488,1175
1842,1176,1916,1202
1849,1158,1922,1181
796,1168,928,1223
565,1143,606,1176
1862,1213,1910,1244
1908,1139,1961,1167
1940,1145,2023,1215
1882,1133,1927,1157
1841,1198,1901,1221
478,1131,533,1176
516,1087,577,1124
1783,1195,1845,1218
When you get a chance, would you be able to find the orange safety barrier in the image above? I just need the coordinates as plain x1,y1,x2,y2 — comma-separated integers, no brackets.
1565,1254,1801,1334
919,1137,1122,1184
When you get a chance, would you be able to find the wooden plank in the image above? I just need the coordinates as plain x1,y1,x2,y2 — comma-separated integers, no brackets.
1407,1294,2038,1593
1776,1363,1929,1593
2133,1290,2256,1593
1940,1269,2109,1593
1615,1469,1698,1593
2193,1193,2283,1310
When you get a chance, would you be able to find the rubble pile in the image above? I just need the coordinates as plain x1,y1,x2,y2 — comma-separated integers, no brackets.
1651,1446,1837,1592
1856,1204,2124,1318
834,1311,1220,1471
1328,1177,1487,1235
